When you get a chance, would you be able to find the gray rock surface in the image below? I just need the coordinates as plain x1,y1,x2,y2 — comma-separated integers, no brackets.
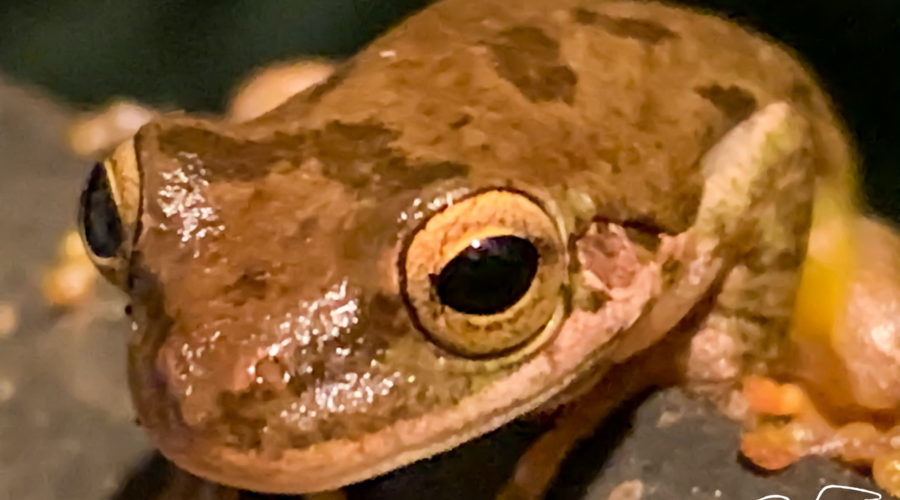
0,77,148,499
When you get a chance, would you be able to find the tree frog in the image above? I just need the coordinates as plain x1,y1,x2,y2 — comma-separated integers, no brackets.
75,0,900,496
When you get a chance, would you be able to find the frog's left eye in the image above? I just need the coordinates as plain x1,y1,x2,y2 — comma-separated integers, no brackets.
78,139,141,285
401,189,567,358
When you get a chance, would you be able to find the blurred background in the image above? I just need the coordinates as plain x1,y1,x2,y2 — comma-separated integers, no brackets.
0,1,896,499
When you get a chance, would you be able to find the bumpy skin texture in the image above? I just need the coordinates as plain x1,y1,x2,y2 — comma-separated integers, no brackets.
111,0,861,494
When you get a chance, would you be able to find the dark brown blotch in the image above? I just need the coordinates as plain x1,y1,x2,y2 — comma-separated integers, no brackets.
376,161,470,190
127,263,174,355
449,114,472,129
223,267,270,305
159,121,469,193
216,390,270,450
312,121,470,192
367,292,407,333
696,84,758,124
158,126,306,182
487,26,578,104
573,8,677,45
572,7,599,24
311,121,399,189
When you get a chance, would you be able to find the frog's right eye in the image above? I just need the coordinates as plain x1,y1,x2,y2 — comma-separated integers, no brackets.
78,139,141,285
400,189,568,359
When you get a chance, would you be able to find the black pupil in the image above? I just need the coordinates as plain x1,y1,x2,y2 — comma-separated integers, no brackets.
79,163,123,258
434,235,539,315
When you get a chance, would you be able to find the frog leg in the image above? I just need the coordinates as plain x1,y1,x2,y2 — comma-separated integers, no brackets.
682,102,900,495
740,214,900,497
67,59,336,158
677,99,820,458
679,189,813,433
678,97,815,406
680,171,814,414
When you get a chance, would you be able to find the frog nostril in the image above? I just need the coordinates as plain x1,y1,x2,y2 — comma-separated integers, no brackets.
223,268,270,305
253,357,290,389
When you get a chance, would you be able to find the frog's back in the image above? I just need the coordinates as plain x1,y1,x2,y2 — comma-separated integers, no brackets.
256,0,854,233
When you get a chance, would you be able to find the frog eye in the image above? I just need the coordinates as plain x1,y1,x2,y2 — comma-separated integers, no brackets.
78,139,141,285
401,189,567,358
81,162,123,257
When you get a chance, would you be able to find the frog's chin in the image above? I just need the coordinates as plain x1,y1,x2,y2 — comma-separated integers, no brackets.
133,328,594,493
128,235,724,495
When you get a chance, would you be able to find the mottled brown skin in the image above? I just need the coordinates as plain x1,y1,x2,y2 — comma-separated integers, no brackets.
93,0,865,494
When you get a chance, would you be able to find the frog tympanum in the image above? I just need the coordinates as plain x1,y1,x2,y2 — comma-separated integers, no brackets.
76,0,900,496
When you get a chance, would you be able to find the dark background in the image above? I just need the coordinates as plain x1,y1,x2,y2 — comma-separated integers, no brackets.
0,0,898,217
